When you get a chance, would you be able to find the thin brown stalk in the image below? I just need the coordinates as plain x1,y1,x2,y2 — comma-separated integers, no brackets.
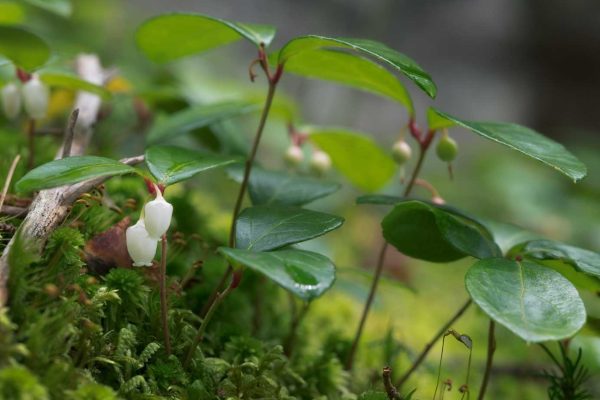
27,119,35,170
396,299,472,388
0,155,21,212
477,320,496,400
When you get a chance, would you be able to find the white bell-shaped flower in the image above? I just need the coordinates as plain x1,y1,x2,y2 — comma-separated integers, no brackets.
284,145,304,166
310,150,332,175
126,218,157,267
22,75,49,119
1,83,21,120
143,186,173,240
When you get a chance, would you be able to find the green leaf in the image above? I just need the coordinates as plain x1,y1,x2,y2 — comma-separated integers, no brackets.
382,200,501,262
219,247,335,301
427,107,455,131
278,35,436,98
309,128,396,192
465,258,586,342
430,109,587,182
519,240,600,279
145,145,240,186
482,220,540,256
136,13,276,62
39,70,111,99
147,101,260,144
16,156,138,193
227,165,340,206
0,2,25,25
23,0,71,17
356,194,404,206
0,26,50,71
235,205,344,252
282,48,413,113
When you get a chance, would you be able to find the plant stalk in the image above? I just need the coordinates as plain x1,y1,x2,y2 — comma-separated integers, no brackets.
184,284,233,368
27,118,36,170
477,319,496,400
159,235,172,355
396,299,472,388
345,130,434,371
283,301,310,357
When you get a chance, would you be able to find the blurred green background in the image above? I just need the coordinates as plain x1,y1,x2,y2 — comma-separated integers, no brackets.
1,1,599,399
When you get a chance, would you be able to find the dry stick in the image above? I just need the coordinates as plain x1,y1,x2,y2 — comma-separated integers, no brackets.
159,235,172,355
477,320,496,400
396,299,473,388
26,119,36,170
383,366,402,400
345,135,432,371
0,155,21,213
62,109,80,158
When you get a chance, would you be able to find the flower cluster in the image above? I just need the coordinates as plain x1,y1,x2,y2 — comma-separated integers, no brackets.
1,75,49,120
126,186,173,267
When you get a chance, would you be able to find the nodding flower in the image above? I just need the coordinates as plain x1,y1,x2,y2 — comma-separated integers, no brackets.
310,150,332,175
21,75,49,120
143,185,173,240
126,217,157,267
392,140,412,165
284,145,304,166
1,82,21,120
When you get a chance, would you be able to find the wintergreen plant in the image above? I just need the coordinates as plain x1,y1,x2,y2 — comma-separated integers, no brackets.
0,6,598,400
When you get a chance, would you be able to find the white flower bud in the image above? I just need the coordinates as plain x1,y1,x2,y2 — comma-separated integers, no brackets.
126,218,157,267
392,140,412,165
22,75,49,119
143,187,173,240
284,145,304,166
1,83,21,120
310,150,332,175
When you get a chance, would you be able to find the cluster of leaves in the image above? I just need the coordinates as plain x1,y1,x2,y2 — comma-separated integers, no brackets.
1,3,599,400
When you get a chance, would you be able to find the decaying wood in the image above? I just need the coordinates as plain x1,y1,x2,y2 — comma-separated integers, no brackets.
0,55,142,306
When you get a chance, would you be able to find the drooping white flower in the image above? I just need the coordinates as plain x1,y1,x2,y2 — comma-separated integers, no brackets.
21,75,49,119
310,150,332,175
144,186,173,240
391,140,412,165
284,145,304,166
1,83,21,120
126,218,157,267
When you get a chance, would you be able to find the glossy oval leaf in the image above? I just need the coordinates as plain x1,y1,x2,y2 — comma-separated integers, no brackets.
219,247,335,301
16,156,138,193
235,205,344,252
309,128,396,192
147,101,260,144
0,2,25,25
466,258,586,342
39,71,111,99
0,26,50,71
382,200,501,262
519,240,600,279
430,108,587,182
136,13,276,62
23,0,72,17
227,165,340,206
282,48,413,114
278,35,436,98
145,145,240,186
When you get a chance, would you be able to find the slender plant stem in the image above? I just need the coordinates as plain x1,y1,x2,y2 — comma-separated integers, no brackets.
27,118,36,170
345,134,434,371
283,301,310,357
396,299,472,388
184,285,233,368
345,241,388,370
199,79,279,317
62,109,79,158
159,235,172,355
433,334,448,400
477,320,496,400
